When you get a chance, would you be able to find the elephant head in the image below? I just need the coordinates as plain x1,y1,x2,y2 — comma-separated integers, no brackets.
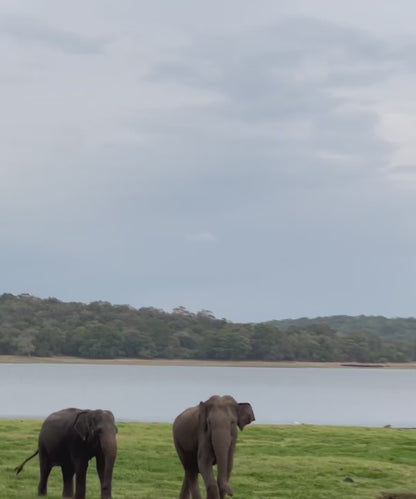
199,396,255,432
73,409,117,443
73,409,117,495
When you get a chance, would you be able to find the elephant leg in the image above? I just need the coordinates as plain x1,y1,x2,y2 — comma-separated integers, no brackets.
179,472,190,499
198,456,219,499
74,461,88,499
61,464,74,497
38,453,52,496
179,470,201,499
188,471,201,499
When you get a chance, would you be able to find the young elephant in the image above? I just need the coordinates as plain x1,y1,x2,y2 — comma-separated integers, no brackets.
15,408,117,498
173,395,255,499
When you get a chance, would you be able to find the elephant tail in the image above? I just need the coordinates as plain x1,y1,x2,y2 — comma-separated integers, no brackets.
15,449,39,474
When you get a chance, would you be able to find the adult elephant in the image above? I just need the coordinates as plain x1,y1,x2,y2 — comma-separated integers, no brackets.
173,395,255,499
15,408,117,499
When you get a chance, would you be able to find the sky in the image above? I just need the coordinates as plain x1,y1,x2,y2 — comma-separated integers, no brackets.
1,1,416,323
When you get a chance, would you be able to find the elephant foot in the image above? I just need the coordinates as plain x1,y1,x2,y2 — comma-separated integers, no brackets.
206,483,220,499
219,481,233,497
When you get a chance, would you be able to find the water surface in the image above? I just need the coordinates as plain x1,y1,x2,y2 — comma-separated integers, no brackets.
1,364,415,426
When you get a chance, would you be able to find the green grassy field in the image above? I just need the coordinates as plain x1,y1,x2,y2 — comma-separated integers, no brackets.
1,420,416,498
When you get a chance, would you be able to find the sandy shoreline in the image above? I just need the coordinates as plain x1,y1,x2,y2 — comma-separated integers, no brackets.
1,355,416,368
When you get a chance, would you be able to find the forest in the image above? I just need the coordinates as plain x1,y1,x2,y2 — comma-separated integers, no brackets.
0,293,416,362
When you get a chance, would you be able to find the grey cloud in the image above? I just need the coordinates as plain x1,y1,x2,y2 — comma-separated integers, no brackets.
145,19,376,124
148,17,394,89
142,16,399,186
0,15,109,53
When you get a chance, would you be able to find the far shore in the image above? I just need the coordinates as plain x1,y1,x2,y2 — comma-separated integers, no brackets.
1,355,416,368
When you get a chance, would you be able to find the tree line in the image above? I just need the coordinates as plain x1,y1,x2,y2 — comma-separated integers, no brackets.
0,293,415,362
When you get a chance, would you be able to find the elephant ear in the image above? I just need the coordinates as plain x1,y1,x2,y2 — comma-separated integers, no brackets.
237,403,255,430
104,410,118,433
199,401,208,433
73,411,92,441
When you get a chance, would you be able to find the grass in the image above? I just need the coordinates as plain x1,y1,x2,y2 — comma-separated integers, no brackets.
1,420,416,498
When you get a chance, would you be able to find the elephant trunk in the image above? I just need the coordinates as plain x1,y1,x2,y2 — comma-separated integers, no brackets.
98,433,117,499
211,428,233,497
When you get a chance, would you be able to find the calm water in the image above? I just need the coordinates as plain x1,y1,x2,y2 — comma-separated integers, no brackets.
1,364,416,427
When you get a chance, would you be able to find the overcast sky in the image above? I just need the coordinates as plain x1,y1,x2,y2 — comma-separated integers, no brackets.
1,1,416,322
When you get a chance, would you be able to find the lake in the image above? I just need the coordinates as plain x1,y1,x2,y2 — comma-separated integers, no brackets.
1,364,416,427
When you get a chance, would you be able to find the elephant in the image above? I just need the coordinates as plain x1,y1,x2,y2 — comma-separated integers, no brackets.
173,395,255,499
15,408,117,498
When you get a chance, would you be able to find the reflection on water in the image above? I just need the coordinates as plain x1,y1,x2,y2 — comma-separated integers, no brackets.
1,364,416,426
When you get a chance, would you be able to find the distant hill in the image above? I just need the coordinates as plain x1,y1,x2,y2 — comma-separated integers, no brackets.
268,315,416,341
1,293,416,362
